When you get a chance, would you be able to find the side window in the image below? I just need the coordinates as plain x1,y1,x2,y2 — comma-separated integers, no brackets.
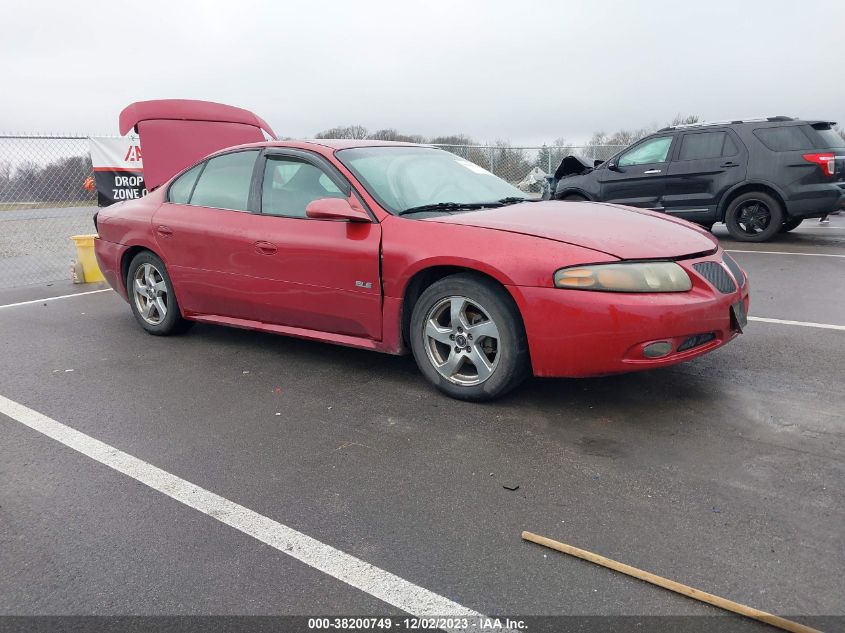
678,132,738,160
168,163,203,204
753,126,814,152
262,157,346,218
617,137,673,167
189,150,259,211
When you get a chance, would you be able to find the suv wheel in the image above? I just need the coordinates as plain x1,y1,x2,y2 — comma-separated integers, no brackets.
410,274,530,401
725,191,784,242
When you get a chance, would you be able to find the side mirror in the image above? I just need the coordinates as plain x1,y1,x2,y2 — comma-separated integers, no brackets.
606,161,620,172
305,197,370,222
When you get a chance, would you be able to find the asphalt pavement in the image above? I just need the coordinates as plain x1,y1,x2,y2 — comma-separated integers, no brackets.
0,216,843,632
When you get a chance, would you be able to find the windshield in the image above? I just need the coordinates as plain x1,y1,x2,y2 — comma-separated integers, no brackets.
336,146,526,214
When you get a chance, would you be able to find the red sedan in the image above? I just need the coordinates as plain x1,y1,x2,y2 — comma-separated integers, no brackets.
94,100,749,401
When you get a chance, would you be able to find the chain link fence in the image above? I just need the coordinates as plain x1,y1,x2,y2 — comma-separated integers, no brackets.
0,135,98,289
0,135,624,290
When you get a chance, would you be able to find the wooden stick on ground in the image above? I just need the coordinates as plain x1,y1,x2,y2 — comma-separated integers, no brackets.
521,531,822,633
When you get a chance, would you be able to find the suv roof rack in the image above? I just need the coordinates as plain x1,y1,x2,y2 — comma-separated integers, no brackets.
658,116,796,132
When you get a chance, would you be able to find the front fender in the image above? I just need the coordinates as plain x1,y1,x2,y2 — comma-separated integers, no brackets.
380,216,616,299
555,186,594,201
554,174,596,200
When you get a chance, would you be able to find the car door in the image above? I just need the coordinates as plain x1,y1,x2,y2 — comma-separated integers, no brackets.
238,150,383,340
151,149,268,320
598,135,675,209
663,129,747,224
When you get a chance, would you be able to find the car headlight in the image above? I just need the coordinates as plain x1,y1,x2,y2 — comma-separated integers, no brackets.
554,262,692,292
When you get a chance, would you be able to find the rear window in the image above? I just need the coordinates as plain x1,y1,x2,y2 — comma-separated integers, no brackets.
189,150,259,211
810,125,845,149
168,163,203,204
753,126,814,152
678,132,738,160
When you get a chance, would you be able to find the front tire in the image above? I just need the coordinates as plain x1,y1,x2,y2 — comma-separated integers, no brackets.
560,193,587,202
725,191,784,242
410,274,530,401
126,251,189,335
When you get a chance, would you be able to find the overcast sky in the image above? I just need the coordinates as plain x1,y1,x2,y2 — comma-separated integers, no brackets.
1,0,843,144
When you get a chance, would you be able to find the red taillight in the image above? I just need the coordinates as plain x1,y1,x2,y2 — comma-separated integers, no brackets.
803,152,835,177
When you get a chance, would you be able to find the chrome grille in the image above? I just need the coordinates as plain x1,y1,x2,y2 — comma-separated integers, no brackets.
722,253,745,286
692,261,736,293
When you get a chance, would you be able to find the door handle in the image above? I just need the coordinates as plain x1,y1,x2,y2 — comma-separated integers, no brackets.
156,225,173,238
254,240,277,255
721,162,739,168
643,169,662,174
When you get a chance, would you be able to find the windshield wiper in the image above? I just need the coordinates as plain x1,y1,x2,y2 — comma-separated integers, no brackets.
396,202,498,216
396,197,530,216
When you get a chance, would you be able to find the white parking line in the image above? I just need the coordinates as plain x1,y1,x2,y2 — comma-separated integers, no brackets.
749,316,845,331
790,226,845,230
727,249,845,258
0,394,482,628
0,289,111,310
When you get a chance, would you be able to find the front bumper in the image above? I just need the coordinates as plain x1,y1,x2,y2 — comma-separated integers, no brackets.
508,254,749,378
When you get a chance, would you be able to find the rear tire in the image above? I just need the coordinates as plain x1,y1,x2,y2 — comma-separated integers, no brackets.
725,191,784,242
779,218,803,232
410,274,530,401
126,251,190,336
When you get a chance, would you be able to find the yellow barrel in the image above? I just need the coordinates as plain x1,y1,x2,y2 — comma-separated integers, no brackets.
70,234,105,283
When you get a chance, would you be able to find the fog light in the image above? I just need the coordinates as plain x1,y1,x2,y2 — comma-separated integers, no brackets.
643,341,673,358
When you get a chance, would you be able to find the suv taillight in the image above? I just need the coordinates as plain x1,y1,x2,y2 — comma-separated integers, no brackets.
803,152,836,177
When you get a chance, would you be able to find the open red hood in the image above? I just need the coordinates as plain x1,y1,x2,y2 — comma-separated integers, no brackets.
424,201,718,260
119,99,276,190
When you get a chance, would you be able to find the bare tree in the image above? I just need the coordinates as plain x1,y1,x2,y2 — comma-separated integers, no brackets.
429,134,488,166
0,156,93,203
606,128,651,146
587,131,609,147
488,140,531,184
670,113,701,126
428,134,477,146
314,125,369,139
368,128,426,143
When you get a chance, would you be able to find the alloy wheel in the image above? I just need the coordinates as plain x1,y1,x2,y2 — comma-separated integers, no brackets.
423,296,500,386
735,199,771,235
133,263,168,325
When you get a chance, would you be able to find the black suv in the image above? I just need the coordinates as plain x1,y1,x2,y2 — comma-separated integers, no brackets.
551,117,845,242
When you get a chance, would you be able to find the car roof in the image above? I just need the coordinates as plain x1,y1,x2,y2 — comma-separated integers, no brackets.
279,139,425,149
658,116,837,133
259,139,427,151
209,139,434,156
